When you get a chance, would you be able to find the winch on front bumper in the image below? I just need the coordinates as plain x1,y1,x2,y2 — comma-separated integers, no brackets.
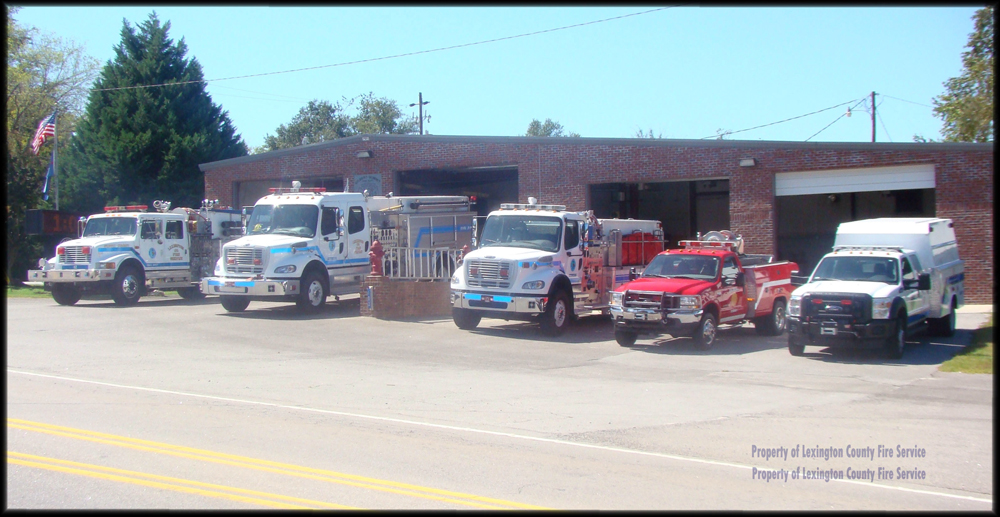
787,292,892,347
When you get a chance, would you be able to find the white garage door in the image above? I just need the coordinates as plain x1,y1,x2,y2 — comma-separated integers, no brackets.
775,164,935,196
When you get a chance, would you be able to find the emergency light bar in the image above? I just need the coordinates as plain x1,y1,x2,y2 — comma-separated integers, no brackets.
831,245,906,254
268,187,326,194
104,205,148,212
500,203,567,211
680,239,738,250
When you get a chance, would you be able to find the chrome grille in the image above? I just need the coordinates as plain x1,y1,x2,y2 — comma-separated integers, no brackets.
59,246,91,265
623,290,663,309
225,247,264,274
466,259,511,288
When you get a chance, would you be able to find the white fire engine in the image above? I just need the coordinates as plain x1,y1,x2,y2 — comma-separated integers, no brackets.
202,182,472,313
450,198,663,335
28,200,242,306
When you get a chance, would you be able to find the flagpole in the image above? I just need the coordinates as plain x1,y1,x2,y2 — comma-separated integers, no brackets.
53,108,58,211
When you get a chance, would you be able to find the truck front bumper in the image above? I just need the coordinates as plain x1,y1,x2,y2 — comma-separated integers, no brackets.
787,316,894,348
609,306,703,335
451,290,546,315
28,268,113,283
202,277,300,297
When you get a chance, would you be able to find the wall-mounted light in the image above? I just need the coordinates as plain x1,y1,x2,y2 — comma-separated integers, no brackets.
356,150,372,159
828,194,839,203
739,158,757,167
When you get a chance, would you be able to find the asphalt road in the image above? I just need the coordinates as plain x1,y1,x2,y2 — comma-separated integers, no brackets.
6,294,993,510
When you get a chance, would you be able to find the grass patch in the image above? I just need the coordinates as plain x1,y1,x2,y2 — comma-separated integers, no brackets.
939,315,993,374
5,285,50,298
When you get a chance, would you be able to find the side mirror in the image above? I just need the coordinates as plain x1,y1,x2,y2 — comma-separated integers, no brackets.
735,272,745,287
629,267,638,281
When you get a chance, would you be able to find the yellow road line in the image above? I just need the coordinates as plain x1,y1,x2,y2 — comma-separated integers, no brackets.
8,418,548,510
8,451,354,509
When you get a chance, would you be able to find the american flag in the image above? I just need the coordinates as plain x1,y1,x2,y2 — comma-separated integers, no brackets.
31,112,56,155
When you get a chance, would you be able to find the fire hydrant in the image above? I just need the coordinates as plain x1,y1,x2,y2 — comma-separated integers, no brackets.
368,240,385,276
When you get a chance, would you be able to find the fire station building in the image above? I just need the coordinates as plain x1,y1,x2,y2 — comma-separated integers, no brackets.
200,135,993,304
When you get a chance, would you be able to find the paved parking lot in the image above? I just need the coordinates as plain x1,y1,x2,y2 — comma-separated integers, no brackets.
6,295,993,509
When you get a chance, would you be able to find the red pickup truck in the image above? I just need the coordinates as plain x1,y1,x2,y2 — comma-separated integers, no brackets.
608,232,799,350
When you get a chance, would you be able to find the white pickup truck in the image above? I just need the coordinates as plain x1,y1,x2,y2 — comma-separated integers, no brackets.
787,218,965,359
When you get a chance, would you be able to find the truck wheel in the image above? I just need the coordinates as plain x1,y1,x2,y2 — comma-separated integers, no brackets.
296,270,327,313
755,299,787,336
452,308,481,330
177,287,205,300
111,265,143,306
540,291,571,336
885,313,906,359
220,295,250,312
615,329,638,347
51,284,81,306
929,299,957,337
693,313,717,350
788,336,805,356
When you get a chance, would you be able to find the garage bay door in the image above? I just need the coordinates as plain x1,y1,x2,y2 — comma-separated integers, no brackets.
775,164,935,196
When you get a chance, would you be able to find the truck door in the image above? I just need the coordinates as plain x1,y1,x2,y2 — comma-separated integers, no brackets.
901,254,930,326
320,204,349,288
139,217,165,268
163,218,188,272
563,218,584,290
346,205,370,271
718,255,746,323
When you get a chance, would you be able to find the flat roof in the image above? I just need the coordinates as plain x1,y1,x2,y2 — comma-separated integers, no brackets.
199,134,992,171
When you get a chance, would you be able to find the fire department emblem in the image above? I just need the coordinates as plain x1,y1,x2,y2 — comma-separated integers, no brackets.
148,248,156,259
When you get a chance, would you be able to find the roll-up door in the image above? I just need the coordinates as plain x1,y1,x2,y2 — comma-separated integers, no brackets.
775,164,935,196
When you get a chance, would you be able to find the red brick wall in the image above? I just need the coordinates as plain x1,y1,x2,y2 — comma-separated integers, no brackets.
203,137,992,304
360,275,452,319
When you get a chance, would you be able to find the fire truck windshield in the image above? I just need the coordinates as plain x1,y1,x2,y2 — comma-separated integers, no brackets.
480,215,562,252
642,254,719,281
247,204,318,238
82,216,137,237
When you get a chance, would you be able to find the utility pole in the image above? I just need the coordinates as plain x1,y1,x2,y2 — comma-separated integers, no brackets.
409,92,429,135
871,91,876,143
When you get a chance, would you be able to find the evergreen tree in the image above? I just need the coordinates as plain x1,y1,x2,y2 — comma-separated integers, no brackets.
62,12,247,213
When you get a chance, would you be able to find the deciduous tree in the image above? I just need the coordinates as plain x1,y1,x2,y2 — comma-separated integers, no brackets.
932,6,993,143
525,118,580,137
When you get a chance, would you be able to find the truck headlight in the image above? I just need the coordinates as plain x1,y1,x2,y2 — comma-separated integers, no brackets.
610,292,623,306
679,295,701,309
274,265,296,274
38,258,47,269
788,296,801,317
522,280,545,290
451,274,460,285
98,262,116,270
872,298,892,320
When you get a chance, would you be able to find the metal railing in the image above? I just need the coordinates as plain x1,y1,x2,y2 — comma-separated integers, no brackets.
380,246,462,281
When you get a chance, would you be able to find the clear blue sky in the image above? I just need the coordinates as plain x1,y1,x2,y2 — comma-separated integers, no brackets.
11,6,982,150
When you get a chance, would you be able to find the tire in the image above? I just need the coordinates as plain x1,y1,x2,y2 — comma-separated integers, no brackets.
296,270,327,313
929,299,957,337
615,329,638,347
693,312,718,350
51,284,81,306
177,286,205,300
111,265,143,306
755,300,787,336
788,336,805,356
539,291,571,336
884,313,907,359
452,308,482,330
220,295,250,312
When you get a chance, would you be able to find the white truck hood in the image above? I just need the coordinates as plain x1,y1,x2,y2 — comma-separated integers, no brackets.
793,280,899,299
225,234,314,249
465,246,555,263
61,236,134,249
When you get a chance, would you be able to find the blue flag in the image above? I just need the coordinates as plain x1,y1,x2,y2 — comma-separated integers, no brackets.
42,162,54,201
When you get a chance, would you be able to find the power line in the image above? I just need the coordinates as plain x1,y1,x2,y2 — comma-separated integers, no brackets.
805,98,867,142
881,94,934,109
701,98,863,140
876,110,893,142
93,6,682,93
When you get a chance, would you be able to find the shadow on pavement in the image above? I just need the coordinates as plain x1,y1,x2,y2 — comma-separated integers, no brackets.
219,297,362,320
791,327,977,366
619,324,787,355
458,313,615,344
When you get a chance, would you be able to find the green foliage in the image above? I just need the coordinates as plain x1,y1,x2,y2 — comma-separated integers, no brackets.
60,12,247,214
525,118,580,138
6,6,99,285
932,6,993,143
256,93,419,153
635,128,662,139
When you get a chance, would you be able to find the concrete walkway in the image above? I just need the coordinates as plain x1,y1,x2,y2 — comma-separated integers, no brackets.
957,304,994,314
